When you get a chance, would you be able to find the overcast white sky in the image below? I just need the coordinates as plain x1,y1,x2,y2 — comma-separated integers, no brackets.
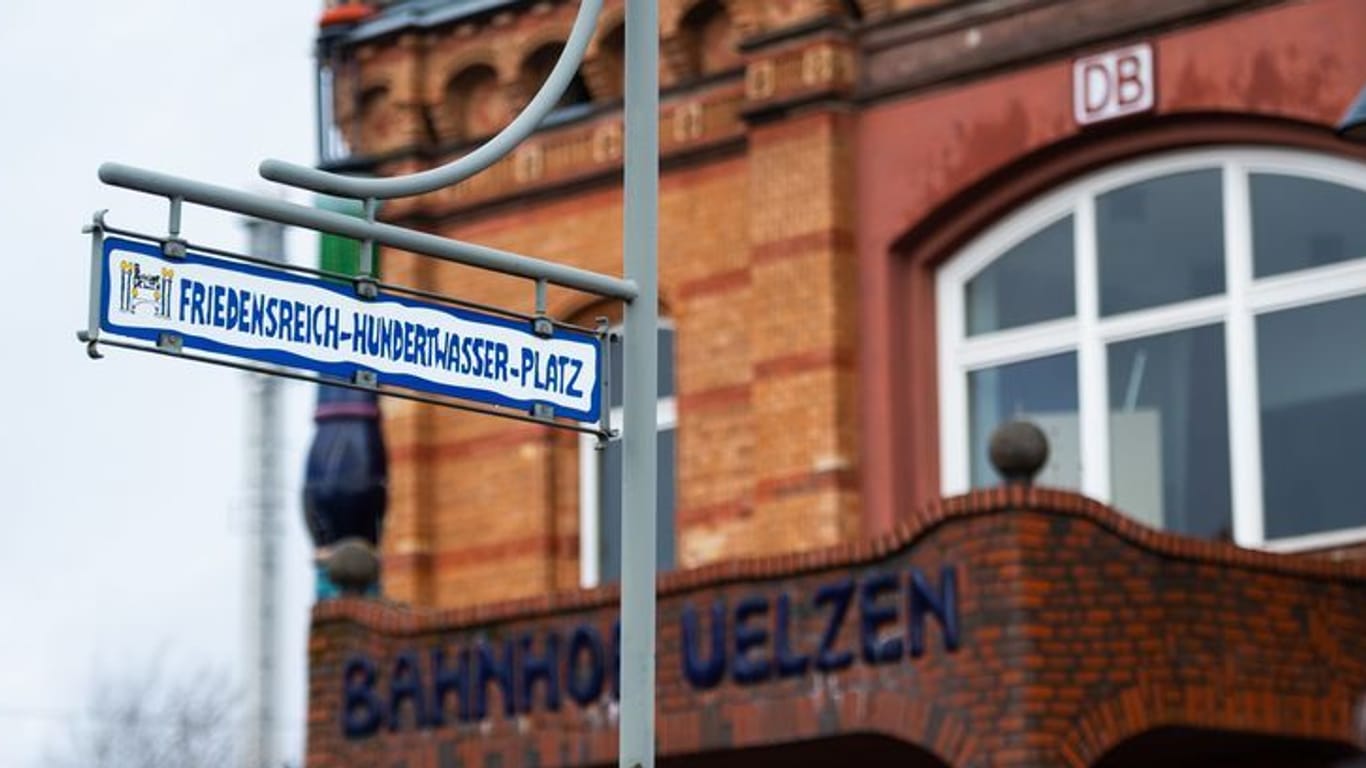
0,1,324,765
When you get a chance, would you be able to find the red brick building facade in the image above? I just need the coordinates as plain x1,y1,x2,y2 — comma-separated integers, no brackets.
304,0,1366,764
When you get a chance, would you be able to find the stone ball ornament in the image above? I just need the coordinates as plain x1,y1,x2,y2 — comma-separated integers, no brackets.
325,538,382,595
988,420,1049,486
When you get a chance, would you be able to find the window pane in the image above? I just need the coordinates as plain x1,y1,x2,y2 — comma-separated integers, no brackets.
1251,173,1366,278
597,428,677,583
965,216,1075,335
658,428,677,570
600,436,622,582
658,326,676,400
608,325,675,409
609,333,623,409
1097,169,1225,316
1257,296,1366,540
969,352,1079,489
1107,324,1231,538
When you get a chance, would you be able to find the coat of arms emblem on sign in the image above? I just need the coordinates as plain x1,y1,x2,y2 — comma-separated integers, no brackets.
118,260,174,319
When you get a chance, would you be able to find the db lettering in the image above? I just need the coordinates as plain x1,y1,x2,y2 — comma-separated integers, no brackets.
1074,44,1154,126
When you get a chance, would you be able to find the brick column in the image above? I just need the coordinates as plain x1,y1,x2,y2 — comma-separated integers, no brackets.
744,104,861,556
374,247,435,606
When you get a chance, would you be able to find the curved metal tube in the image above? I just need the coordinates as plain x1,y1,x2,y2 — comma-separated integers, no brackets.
259,0,603,200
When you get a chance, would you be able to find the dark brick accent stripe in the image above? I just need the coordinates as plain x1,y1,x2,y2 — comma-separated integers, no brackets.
677,267,751,300
388,424,547,463
755,466,859,502
678,499,753,526
755,347,855,378
383,534,578,575
751,228,856,265
677,383,750,411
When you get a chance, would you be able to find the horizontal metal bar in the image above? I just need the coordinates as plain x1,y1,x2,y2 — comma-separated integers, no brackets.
101,224,603,336
381,281,601,336
259,0,601,199
97,162,638,302
86,336,608,439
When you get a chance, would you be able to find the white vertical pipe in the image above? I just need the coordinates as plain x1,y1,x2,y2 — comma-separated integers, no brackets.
619,0,659,766
242,218,285,768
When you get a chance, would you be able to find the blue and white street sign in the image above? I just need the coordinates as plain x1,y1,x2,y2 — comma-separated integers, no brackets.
100,236,602,421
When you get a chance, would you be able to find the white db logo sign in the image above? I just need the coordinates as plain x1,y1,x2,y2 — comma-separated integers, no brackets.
1073,43,1155,126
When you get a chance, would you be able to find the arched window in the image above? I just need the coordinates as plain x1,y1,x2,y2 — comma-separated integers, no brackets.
521,42,592,111
443,64,504,142
679,0,741,79
578,322,676,587
937,148,1366,549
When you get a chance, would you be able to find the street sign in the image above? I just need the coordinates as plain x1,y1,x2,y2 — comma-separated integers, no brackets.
100,235,602,422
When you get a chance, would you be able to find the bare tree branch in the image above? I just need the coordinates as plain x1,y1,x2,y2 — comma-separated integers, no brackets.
45,661,240,768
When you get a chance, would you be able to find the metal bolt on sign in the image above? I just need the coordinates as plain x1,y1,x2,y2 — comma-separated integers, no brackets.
78,2,660,766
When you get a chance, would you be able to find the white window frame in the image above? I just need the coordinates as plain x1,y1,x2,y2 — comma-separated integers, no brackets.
937,147,1366,551
577,322,677,588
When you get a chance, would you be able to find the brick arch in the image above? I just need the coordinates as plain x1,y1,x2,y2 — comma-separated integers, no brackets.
424,46,504,106
513,27,593,108
311,485,1366,764
586,5,626,57
665,733,955,768
514,23,578,75
434,62,507,142
1057,677,1364,767
861,693,975,766
663,0,755,37
663,0,746,82
659,0,698,37
851,0,890,18
874,113,1366,525
583,12,626,100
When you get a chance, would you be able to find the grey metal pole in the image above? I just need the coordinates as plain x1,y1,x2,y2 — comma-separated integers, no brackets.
619,0,659,766
242,219,285,768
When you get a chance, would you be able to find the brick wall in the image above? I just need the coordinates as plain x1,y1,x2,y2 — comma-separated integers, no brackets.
337,0,867,610
306,488,1366,767
320,0,1366,641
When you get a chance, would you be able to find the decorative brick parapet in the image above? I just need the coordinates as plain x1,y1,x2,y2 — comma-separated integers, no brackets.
307,488,1366,767
318,487,1366,631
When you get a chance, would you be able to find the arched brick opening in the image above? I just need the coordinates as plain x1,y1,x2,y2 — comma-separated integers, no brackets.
1090,727,1361,768
1057,675,1366,768
676,0,742,80
586,22,625,102
520,42,592,111
442,64,504,143
659,734,953,768
309,486,1366,765
879,113,1366,522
